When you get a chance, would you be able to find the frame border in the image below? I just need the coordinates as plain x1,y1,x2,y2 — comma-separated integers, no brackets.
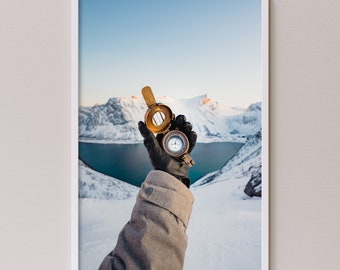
71,0,79,269
71,1,269,269
261,0,269,269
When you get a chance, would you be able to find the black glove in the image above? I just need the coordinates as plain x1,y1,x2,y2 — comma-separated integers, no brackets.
138,115,197,188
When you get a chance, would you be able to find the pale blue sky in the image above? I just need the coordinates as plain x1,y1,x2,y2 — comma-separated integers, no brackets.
79,0,262,107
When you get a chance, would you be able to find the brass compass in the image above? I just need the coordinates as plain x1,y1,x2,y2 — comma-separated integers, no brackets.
141,86,195,167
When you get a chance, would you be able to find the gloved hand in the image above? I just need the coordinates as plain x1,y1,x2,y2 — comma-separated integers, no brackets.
138,115,197,188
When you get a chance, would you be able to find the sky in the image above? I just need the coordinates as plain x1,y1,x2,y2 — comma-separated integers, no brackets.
79,0,263,108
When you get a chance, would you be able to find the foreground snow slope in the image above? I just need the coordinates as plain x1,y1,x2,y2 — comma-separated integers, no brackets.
79,174,261,270
186,179,261,269
79,160,139,200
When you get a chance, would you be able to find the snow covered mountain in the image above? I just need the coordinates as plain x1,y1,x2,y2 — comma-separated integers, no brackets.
192,130,262,196
79,95,261,143
79,160,139,200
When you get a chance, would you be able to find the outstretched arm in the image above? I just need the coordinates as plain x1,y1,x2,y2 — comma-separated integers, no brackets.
99,170,194,270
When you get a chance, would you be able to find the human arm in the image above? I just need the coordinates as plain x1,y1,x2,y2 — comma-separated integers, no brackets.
99,170,194,270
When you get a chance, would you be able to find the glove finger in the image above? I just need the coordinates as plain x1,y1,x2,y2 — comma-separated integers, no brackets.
138,121,158,154
175,114,186,126
181,122,193,134
138,121,153,139
156,133,164,146
138,121,166,167
187,131,197,153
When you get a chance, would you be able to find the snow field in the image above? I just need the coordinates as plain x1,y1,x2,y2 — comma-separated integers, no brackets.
79,177,261,270
186,178,261,269
79,198,136,270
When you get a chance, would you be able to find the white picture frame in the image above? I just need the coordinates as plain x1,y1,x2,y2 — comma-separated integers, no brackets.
72,0,269,269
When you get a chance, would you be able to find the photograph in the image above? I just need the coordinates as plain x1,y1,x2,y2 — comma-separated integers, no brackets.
77,1,268,269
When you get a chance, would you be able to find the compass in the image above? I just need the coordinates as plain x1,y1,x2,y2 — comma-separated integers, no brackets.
162,130,189,157
141,86,195,167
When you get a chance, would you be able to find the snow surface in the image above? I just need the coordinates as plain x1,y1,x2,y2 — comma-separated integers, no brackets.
79,165,261,270
186,180,261,270
79,160,139,200
193,131,262,189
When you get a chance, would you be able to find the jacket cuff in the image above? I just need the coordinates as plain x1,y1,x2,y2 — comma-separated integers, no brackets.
139,170,194,227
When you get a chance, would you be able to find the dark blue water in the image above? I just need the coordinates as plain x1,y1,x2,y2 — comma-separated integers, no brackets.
79,142,243,187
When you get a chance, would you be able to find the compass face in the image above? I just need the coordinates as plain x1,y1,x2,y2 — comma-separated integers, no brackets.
167,136,183,152
162,130,189,157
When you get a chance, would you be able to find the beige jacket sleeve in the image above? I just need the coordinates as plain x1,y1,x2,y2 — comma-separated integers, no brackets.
98,170,194,270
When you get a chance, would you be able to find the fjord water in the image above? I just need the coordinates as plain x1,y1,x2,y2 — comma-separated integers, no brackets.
79,142,243,187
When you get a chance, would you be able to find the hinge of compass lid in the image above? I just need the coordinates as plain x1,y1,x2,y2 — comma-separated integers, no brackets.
182,154,195,167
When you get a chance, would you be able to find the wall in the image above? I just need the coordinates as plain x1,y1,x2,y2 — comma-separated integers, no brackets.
0,0,339,269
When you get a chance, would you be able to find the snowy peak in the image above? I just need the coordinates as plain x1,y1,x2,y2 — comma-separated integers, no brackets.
79,95,261,143
246,102,261,112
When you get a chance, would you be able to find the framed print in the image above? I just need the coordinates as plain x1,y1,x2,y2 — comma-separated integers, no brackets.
73,0,268,269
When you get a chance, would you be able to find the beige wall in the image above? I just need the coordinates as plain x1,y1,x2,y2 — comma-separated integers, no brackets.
1,0,339,269
270,0,340,269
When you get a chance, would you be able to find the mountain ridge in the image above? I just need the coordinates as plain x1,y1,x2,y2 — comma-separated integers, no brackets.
79,95,261,144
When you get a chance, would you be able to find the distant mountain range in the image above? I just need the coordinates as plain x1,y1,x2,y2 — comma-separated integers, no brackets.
79,95,261,143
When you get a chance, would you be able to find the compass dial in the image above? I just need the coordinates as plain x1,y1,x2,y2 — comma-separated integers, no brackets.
167,136,183,152
162,130,189,157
